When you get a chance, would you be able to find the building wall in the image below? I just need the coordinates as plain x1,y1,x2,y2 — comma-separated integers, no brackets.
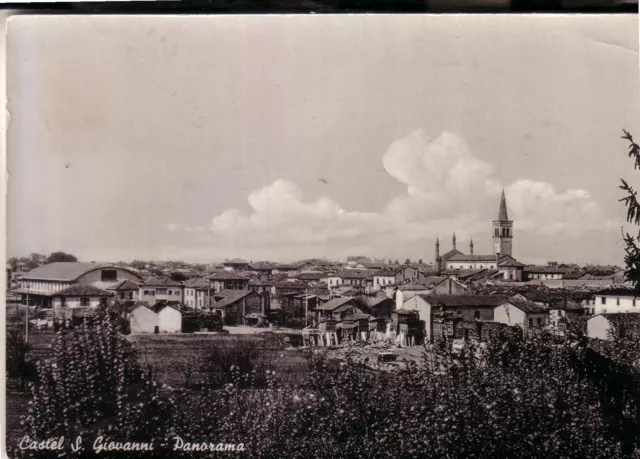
593,294,640,315
130,307,159,333
402,295,432,342
494,304,526,327
51,296,105,309
245,293,264,315
19,279,75,295
373,276,395,288
77,268,141,285
446,261,497,270
431,279,467,295
587,315,612,340
159,307,182,333
139,286,184,306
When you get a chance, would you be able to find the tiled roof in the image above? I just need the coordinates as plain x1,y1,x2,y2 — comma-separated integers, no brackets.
55,284,113,297
399,283,429,291
597,288,637,297
21,262,141,281
184,278,212,289
212,291,254,309
108,279,140,291
422,276,447,287
315,297,353,311
499,259,525,268
373,269,399,277
419,294,509,308
441,249,463,260
296,272,326,280
329,270,376,280
507,296,548,313
142,277,184,287
342,313,372,321
209,272,250,281
525,265,574,274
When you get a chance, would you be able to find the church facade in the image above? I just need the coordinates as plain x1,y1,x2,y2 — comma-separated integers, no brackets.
435,190,524,281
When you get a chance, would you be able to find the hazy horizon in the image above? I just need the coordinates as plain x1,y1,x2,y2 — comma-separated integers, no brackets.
6,15,639,266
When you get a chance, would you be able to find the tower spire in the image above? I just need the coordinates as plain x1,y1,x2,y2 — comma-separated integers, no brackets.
498,189,509,221
470,238,474,255
452,232,457,250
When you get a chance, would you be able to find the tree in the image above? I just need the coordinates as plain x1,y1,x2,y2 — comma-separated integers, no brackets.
404,258,411,265
418,258,424,264
170,271,188,282
619,130,640,292
45,251,78,264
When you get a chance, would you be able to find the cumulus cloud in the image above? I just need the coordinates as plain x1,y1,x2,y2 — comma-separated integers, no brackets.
182,129,617,261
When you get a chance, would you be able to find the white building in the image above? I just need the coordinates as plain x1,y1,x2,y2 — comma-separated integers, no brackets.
587,313,640,341
592,289,640,315
129,304,159,334
156,304,182,333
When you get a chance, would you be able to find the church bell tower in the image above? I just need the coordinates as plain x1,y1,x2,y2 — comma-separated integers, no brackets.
492,189,513,257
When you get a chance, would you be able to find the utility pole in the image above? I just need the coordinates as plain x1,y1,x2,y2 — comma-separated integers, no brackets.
25,286,30,344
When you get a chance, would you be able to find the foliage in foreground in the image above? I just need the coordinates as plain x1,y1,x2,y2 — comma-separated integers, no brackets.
12,311,640,459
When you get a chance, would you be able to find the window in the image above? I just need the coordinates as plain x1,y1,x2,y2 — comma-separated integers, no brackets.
157,288,167,295
601,297,606,305
143,290,150,295
101,270,117,282
80,297,90,307
634,299,637,307
617,298,620,306
474,311,480,320
537,318,542,326
528,318,533,328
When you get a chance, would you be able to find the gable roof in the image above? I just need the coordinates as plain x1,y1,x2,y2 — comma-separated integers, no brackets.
55,284,113,297
419,294,509,308
398,282,429,291
315,297,353,311
184,278,212,289
212,290,254,309
108,279,140,291
373,269,399,277
329,270,376,280
141,277,184,287
506,296,548,313
209,272,250,281
21,262,142,282
441,249,463,260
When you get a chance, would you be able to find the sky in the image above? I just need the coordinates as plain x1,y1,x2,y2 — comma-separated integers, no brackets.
6,14,639,265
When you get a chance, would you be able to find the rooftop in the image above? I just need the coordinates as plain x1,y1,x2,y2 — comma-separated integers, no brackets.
419,294,509,308
55,284,113,297
21,262,141,281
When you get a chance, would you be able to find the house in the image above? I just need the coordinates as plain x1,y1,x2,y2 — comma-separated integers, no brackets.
209,272,250,292
548,299,586,335
51,285,113,322
493,295,549,331
327,270,375,289
524,262,573,281
155,304,182,333
314,297,365,323
211,290,266,325
401,294,509,343
222,258,250,272
183,278,213,310
587,313,640,341
129,304,159,334
498,258,526,281
106,279,140,302
139,277,184,306
422,277,468,295
248,262,277,276
14,262,143,307
372,269,398,289
592,288,639,315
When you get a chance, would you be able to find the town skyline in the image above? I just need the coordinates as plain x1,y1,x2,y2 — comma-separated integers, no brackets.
6,15,639,265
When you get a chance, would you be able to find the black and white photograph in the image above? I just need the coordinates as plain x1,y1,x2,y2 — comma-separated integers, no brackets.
3,13,640,458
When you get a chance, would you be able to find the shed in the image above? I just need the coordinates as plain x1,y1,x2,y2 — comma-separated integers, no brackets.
156,304,182,333
130,304,159,334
